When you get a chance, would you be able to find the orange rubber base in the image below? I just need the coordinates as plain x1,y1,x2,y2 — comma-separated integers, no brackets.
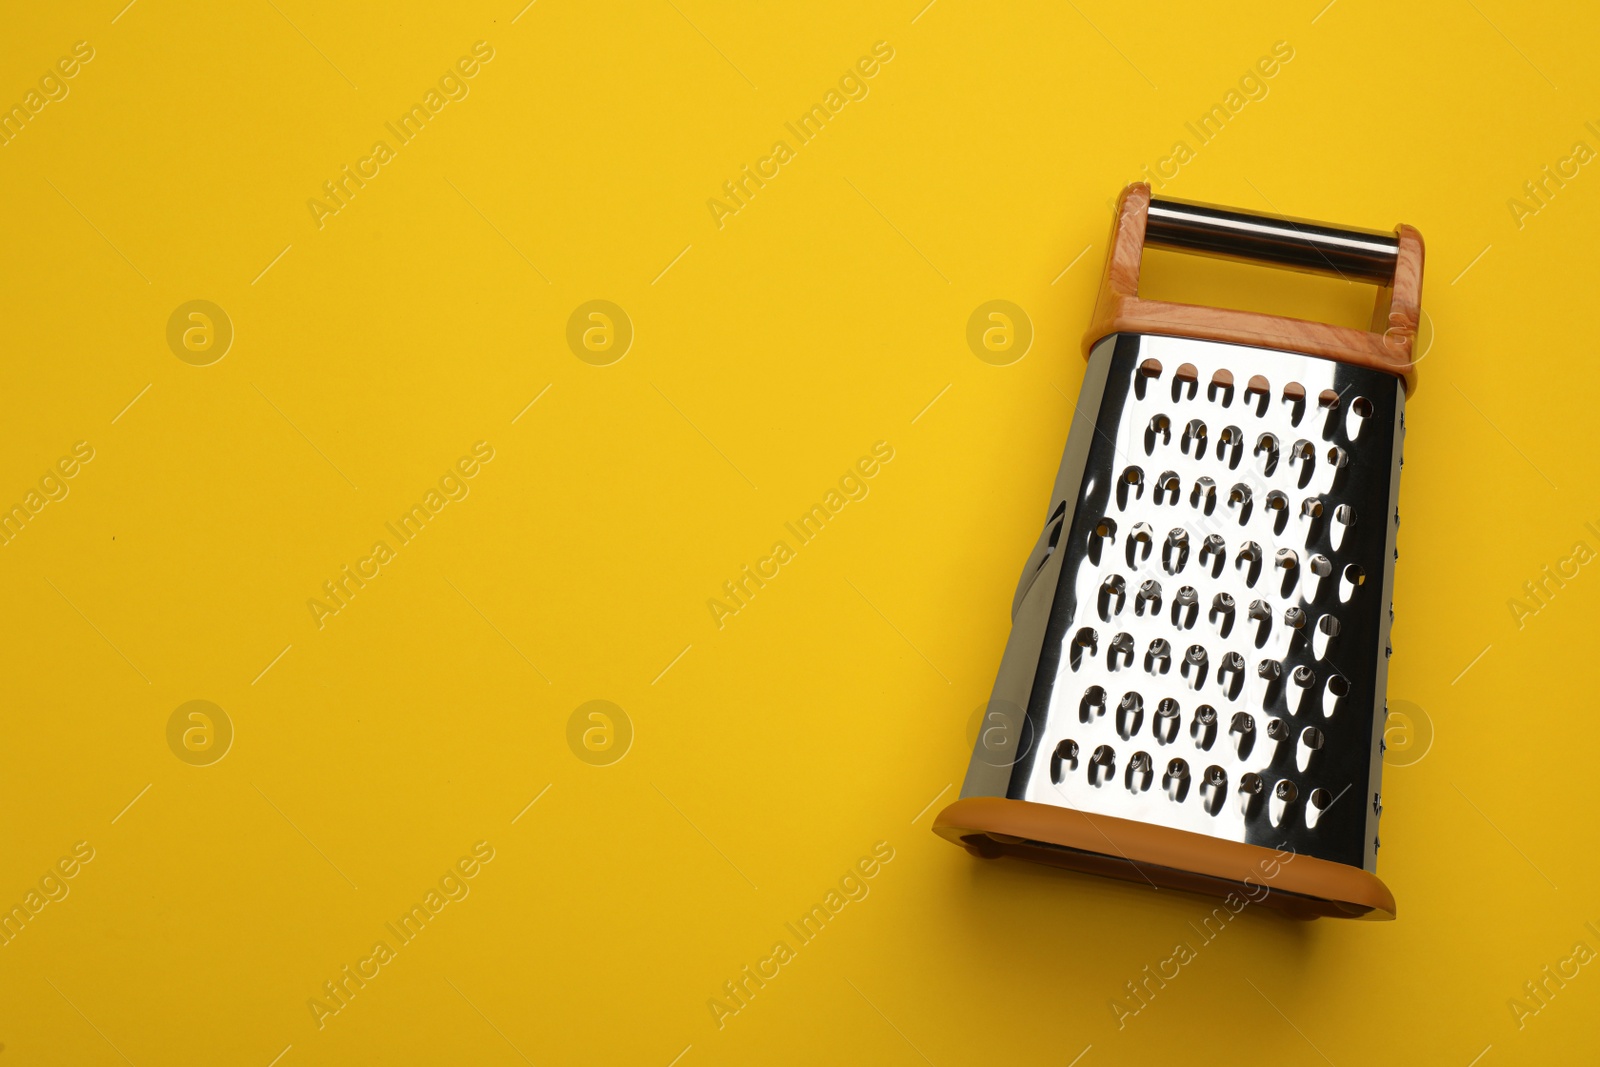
934,796,1396,921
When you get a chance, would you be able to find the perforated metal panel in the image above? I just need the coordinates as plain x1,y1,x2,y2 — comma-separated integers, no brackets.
961,332,1403,872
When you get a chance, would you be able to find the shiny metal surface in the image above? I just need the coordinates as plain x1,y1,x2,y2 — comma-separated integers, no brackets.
1146,197,1399,283
961,333,1403,871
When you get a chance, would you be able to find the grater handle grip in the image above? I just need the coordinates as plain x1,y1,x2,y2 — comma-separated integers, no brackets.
1083,183,1425,394
1145,197,1399,284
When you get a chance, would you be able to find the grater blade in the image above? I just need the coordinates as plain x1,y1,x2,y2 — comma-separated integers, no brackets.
962,331,1402,872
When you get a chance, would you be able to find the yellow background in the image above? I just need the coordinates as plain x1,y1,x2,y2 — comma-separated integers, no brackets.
1,0,1596,1063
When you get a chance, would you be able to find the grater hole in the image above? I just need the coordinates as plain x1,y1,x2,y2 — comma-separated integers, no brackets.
1327,445,1349,469
1260,659,1286,710
1154,471,1182,505
1323,673,1348,717
1135,579,1163,617
1292,665,1316,689
1088,517,1117,566
1239,771,1265,817
1282,382,1307,426
1136,360,1163,400
1308,553,1332,578
1173,363,1199,403
1236,541,1263,586
1144,638,1172,676
1050,739,1079,784
1244,375,1271,416
1314,614,1341,659
1301,726,1325,750
1164,758,1190,801
1220,653,1246,700
1182,419,1208,457
1191,705,1218,751
1216,426,1244,469
1117,692,1144,740
1117,467,1145,510
1230,712,1256,754
1339,563,1364,602
1108,632,1134,671
1306,787,1332,828
1198,534,1226,577
1098,574,1127,621
1089,744,1116,786
1346,397,1374,440
1270,779,1298,827
1127,522,1154,568
1254,433,1279,476
1126,751,1154,793
1080,685,1107,723
1162,529,1189,574
1301,496,1325,520
1248,599,1272,648
1201,765,1227,814
1070,627,1098,671
1154,699,1181,745
1145,414,1172,454
1266,716,1290,741
1331,504,1356,552
1290,439,1316,487
1275,549,1299,596
1318,389,1340,410
1208,369,1235,407
1210,593,1236,638
1181,641,1207,687
1191,476,1218,515
1228,483,1254,526
1172,585,1199,631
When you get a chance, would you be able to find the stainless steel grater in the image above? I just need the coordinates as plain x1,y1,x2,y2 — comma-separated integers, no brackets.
935,184,1424,920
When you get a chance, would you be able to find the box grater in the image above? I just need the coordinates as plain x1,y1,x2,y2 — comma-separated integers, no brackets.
934,183,1424,919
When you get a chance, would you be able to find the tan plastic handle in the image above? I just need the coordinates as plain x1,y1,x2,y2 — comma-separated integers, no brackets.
1082,183,1425,395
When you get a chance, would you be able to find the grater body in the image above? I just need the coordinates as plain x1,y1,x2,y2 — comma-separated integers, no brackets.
960,332,1402,873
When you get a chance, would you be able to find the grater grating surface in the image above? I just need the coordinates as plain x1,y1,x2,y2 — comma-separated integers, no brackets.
968,331,1403,871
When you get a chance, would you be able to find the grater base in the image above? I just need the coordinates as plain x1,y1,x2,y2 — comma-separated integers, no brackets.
933,796,1395,919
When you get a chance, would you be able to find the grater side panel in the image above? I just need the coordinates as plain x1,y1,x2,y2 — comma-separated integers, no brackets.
1004,333,1401,869
958,342,1118,801
1363,381,1406,871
